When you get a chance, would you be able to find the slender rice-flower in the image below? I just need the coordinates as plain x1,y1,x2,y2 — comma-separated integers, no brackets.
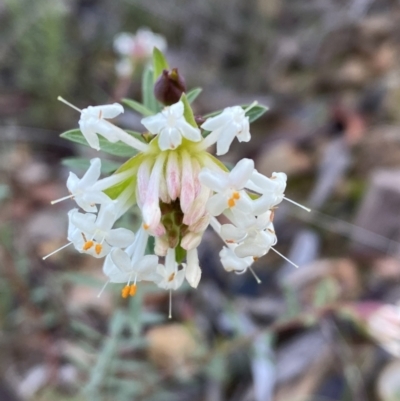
45,50,310,317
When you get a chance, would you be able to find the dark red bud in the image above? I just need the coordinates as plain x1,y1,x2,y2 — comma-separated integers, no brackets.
154,68,186,106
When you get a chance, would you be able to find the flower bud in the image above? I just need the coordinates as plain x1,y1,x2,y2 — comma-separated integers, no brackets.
154,68,186,106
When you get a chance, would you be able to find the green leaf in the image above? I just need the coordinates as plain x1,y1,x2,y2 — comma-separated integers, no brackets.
152,47,169,82
142,66,160,113
245,103,269,123
180,93,197,128
62,157,120,174
186,87,202,104
122,98,153,116
60,129,139,157
204,103,269,123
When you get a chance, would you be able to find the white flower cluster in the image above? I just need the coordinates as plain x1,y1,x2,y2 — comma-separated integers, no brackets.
113,28,167,77
47,97,309,316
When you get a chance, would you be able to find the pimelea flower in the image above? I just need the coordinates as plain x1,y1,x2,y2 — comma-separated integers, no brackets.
45,50,310,317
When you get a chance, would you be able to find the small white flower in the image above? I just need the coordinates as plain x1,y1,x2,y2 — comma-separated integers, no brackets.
104,249,161,284
199,158,254,216
247,170,287,213
141,101,201,151
79,103,125,150
69,203,135,258
219,246,254,273
157,248,185,290
201,106,250,155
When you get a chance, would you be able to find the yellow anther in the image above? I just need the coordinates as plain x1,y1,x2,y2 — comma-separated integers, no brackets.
232,191,240,200
95,244,102,255
83,240,94,251
143,223,150,230
129,284,137,297
168,273,175,282
253,256,259,261
121,285,130,298
228,198,235,208
226,240,235,244
270,211,275,222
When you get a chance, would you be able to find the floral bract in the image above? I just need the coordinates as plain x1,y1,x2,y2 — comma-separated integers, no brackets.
46,51,309,317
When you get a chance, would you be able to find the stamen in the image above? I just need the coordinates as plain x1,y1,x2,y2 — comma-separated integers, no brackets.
168,273,175,282
232,191,240,200
271,247,299,268
42,242,72,260
168,289,172,319
83,240,94,251
121,285,130,298
50,194,74,205
57,96,82,113
228,198,235,208
248,266,262,284
95,243,102,255
97,281,109,298
283,197,311,212
129,284,137,297
143,223,150,230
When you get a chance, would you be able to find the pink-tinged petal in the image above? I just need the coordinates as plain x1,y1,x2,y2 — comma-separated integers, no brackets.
191,158,202,197
198,168,229,192
136,158,152,207
185,248,202,288
220,224,246,243
141,114,166,135
180,150,195,213
181,232,202,251
216,124,237,156
106,228,135,248
206,193,228,216
166,151,181,201
154,236,169,256
142,153,167,230
229,158,254,189
188,214,210,233
151,223,166,237
183,185,211,226
158,164,170,203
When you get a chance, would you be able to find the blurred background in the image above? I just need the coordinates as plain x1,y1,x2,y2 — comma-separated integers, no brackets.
1,0,400,400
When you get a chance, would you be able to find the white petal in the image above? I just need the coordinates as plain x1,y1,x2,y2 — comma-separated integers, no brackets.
70,210,97,235
235,242,266,258
96,203,118,232
216,124,237,156
110,248,132,273
66,172,80,194
181,232,202,250
79,158,102,188
106,228,135,248
229,158,254,189
169,101,184,118
186,249,201,288
141,114,166,135
103,253,128,283
79,122,100,150
206,193,228,216
198,168,229,192
220,224,246,243
177,121,201,142
201,111,231,131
